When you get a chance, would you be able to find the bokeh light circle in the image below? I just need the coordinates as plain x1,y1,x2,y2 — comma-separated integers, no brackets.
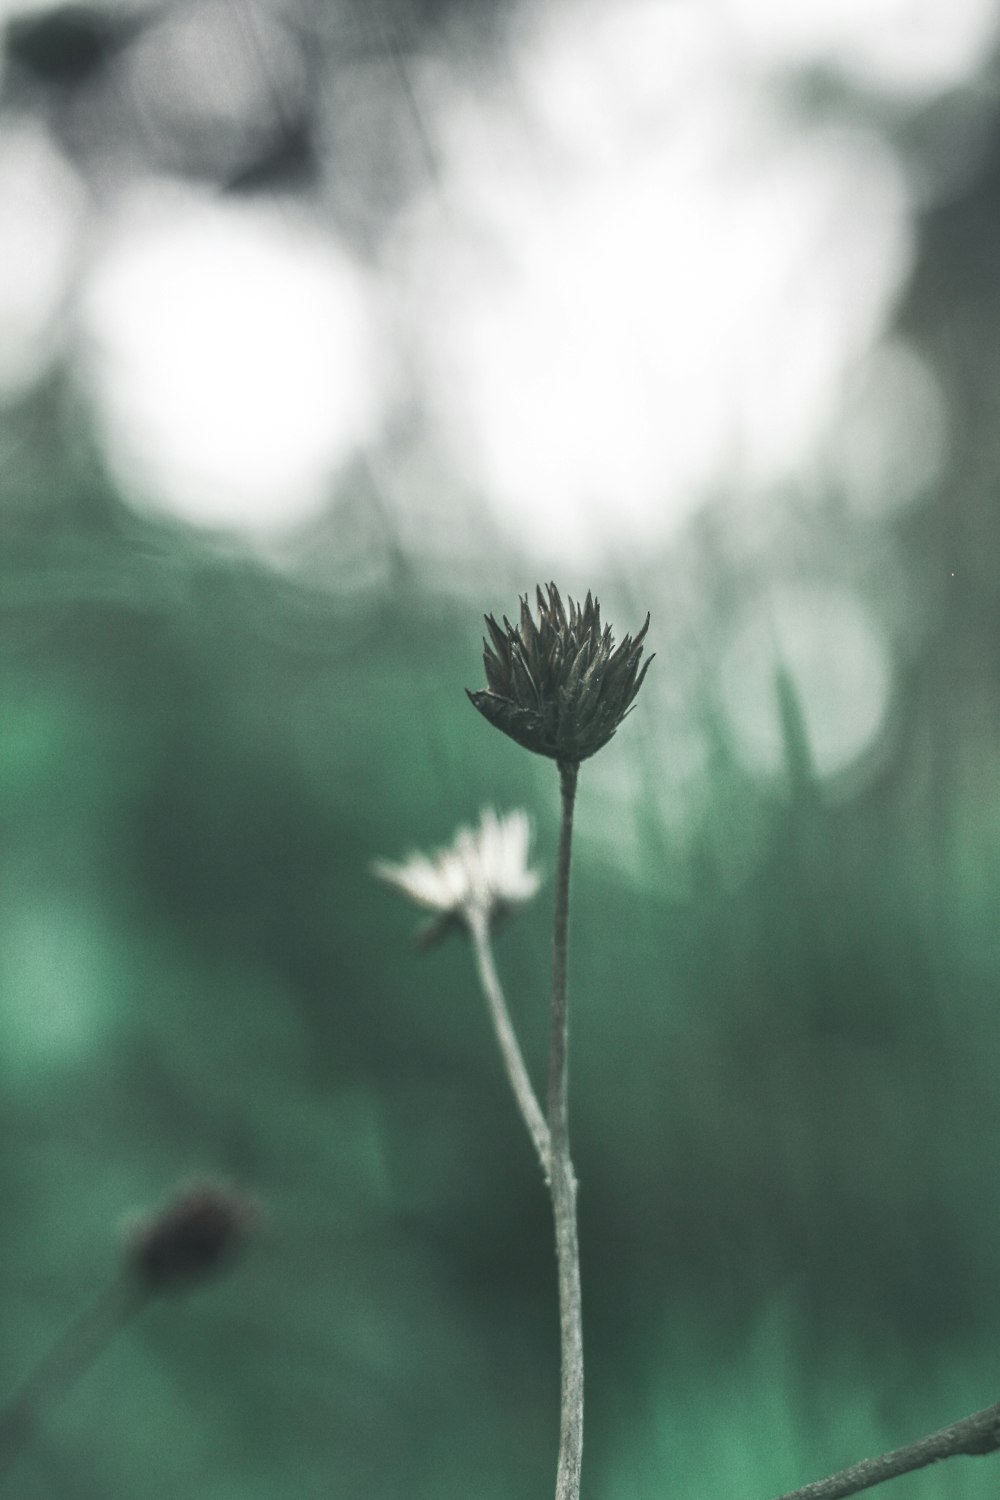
830,339,948,518
78,186,383,534
399,0,913,566
718,585,891,781
0,123,84,402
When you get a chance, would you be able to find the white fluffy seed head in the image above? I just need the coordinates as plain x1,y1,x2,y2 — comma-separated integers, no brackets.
372,807,540,938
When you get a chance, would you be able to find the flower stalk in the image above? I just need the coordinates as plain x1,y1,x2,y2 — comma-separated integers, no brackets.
465,585,650,1500
378,583,651,1500
549,758,583,1500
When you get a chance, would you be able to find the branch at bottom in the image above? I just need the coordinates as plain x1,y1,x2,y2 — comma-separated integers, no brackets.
771,1397,1000,1500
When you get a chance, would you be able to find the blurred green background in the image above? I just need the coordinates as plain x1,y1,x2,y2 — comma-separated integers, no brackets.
5,1,1000,1498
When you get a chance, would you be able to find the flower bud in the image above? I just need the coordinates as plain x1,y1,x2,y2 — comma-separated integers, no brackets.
467,583,652,764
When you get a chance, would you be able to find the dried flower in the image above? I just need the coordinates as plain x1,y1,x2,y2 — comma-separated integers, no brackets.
372,807,540,945
467,583,652,764
125,1182,256,1294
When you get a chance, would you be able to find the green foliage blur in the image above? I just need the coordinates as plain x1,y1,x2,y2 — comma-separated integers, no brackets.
5,6,1000,1500
6,362,1000,1500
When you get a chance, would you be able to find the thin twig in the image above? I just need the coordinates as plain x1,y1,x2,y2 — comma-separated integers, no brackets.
467,905,551,1181
0,1275,147,1486
549,759,584,1500
771,1398,1000,1500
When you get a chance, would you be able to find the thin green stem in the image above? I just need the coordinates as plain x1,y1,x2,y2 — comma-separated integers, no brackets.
771,1397,1000,1500
0,1274,147,1486
549,758,583,1500
467,906,551,1180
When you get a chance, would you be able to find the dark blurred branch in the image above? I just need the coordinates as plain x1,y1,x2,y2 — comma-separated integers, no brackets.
771,1398,1000,1500
0,1277,147,1486
0,1182,254,1486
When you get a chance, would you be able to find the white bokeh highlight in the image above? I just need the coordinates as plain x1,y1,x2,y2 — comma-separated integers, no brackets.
829,339,949,518
399,0,918,564
0,124,85,402
719,0,1000,98
718,585,892,781
79,187,382,533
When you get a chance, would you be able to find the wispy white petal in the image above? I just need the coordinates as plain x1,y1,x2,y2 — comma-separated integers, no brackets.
372,808,541,930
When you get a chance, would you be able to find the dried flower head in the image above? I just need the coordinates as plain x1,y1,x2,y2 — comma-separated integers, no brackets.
467,583,652,764
125,1181,257,1294
372,807,540,946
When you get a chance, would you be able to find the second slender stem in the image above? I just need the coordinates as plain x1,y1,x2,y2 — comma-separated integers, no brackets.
549,759,584,1500
468,906,551,1180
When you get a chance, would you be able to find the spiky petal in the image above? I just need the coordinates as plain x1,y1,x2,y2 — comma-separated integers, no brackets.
467,583,653,764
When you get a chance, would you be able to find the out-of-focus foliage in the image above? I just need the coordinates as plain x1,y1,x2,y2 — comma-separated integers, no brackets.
4,2,1000,1499
6,404,1000,1497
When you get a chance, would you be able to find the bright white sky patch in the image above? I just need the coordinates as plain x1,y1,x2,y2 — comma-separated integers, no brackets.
79,187,382,533
0,123,84,402
718,585,891,781
399,0,917,565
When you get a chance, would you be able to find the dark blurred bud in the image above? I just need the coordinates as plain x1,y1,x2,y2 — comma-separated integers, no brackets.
126,1182,256,1294
467,583,653,764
